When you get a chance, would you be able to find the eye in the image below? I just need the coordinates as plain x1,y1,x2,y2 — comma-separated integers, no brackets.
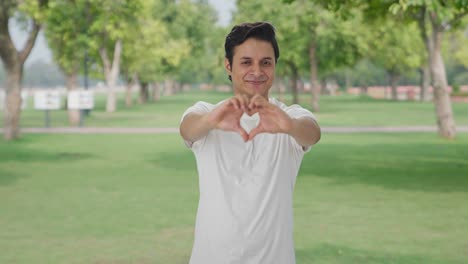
241,61,251,65
263,60,272,66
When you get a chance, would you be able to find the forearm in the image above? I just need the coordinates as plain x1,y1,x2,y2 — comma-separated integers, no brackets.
288,117,321,147
180,113,216,143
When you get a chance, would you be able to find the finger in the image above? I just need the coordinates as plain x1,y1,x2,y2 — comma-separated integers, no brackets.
237,127,249,142
229,97,241,110
237,94,249,111
248,95,259,109
248,126,264,141
249,95,266,110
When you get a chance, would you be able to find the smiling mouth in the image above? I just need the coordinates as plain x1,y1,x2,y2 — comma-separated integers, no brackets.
246,81,265,86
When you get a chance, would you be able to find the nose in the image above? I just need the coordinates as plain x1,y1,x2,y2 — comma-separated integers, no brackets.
252,62,262,76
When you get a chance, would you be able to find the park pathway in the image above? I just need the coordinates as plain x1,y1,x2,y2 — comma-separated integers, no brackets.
2,126,468,134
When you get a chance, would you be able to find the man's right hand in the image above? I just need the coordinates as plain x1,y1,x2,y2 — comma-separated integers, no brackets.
206,95,251,141
180,95,253,144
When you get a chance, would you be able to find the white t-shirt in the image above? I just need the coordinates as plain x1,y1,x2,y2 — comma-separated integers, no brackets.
181,98,316,264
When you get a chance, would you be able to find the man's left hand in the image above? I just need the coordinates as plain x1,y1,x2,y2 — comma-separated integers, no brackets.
247,94,293,141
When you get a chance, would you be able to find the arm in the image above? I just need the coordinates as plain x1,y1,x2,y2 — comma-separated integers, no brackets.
179,112,216,144
180,96,251,144
288,117,321,148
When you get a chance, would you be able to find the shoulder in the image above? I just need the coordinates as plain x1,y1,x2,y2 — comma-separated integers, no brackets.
181,100,226,121
182,100,222,115
186,101,216,112
269,98,317,120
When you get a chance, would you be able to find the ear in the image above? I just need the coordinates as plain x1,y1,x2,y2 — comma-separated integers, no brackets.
224,58,232,74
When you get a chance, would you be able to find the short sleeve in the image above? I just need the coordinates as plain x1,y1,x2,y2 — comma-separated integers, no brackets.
284,104,318,153
180,101,215,149
285,104,317,121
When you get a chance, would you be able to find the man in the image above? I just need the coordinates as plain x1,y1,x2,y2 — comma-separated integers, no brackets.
180,22,321,264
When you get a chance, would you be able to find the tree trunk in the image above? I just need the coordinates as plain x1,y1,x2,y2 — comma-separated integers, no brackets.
99,39,122,113
320,79,327,95
290,75,298,105
152,82,160,102
278,78,285,102
309,41,320,112
125,73,138,107
164,79,173,96
65,71,80,126
417,7,432,103
419,65,431,102
389,72,400,101
429,20,456,138
345,69,352,91
139,82,149,104
361,86,368,96
125,84,133,108
0,12,41,140
174,82,181,94
288,61,299,104
4,65,23,140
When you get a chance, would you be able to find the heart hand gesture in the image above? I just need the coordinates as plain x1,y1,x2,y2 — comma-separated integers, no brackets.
206,94,293,142
247,94,293,141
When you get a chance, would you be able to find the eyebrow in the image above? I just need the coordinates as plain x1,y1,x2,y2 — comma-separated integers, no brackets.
240,57,274,60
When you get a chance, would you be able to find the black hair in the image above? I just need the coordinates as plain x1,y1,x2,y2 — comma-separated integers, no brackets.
224,22,280,81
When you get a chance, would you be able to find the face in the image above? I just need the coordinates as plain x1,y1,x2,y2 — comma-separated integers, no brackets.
225,38,276,99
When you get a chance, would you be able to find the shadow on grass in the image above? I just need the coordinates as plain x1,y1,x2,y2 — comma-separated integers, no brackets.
301,141,468,193
0,138,95,185
296,244,460,264
0,151,94,186
0,147,95,163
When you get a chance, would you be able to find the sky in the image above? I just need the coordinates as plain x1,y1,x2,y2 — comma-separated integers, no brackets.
9,0,236,65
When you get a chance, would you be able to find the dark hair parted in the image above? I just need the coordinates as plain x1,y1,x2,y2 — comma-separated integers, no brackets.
224,22,280,81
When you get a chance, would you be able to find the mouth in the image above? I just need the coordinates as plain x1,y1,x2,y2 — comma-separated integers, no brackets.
246,80,265,88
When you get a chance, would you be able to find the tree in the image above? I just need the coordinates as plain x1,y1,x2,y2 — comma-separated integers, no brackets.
45,0,89,125
120,0,190,104
390,1,467,138
0,0,48,140
367,19,423,100
153,0,220,93
172,0,222,87
318,0,467,138
87,0,142,112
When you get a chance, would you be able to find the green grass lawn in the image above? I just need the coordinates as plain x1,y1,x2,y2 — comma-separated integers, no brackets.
1,133,467,263
4,90,468,128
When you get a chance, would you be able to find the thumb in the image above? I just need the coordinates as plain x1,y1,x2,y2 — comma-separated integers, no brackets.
237,127,249,142
248,126,264,141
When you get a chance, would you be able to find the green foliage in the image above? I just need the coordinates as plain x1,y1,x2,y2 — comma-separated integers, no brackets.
121,1,188,83
235,0,366,80
390,0,468,26
447,25,468,68
45,0,89,74
17,0,49,23
367,19,423,75
159,0,223,84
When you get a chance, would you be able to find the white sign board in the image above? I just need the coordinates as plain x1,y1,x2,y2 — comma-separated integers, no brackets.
34,90,62,110
0,90,28,109
0,90,4,109
68,90,94,110
21,91,28,109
